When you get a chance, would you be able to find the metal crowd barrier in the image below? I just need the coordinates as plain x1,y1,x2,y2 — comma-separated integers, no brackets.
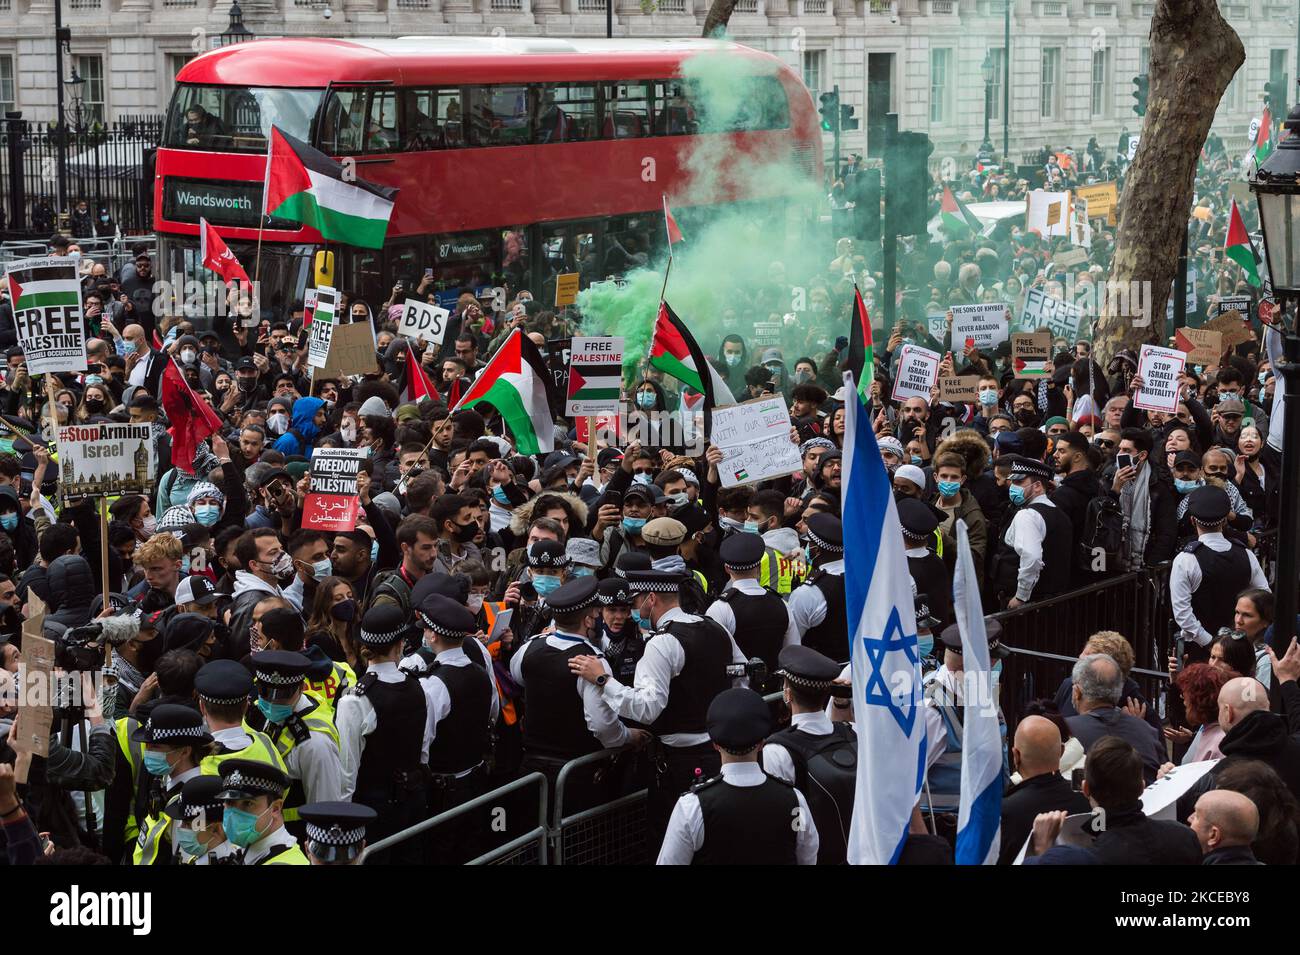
552,748,649,866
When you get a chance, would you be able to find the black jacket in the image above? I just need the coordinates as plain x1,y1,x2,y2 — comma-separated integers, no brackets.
1052,469,1102,580
1179,710,1300,820
998,772,1090,865
1090,802,1203,865
1054,676,1164,738
1202,845,1263,865
1066,706,1165,784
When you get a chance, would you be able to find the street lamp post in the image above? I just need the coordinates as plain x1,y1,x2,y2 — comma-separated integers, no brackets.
1250,102,1300,650
1002,0,1010,162
980,51,995,159
218,1,254,46
54,0,70,219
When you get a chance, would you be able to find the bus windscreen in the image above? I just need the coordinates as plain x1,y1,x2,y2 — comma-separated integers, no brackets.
166,85,323,153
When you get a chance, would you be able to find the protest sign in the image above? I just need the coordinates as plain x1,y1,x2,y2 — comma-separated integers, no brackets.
1019,287,1084,341
576,412,622,446
950,303,1010,351
711,395,802,489
1174,327,1223,366
1210,294,1252,322
11,601,53,783
938,375,979,404
397,298,451,347
566,336,624,416
926,312,948,343
1133,344,1186,415
5,257,87,374
1054,247,1090,268
1204,310,1253,350
891,344,941,402
1074,181,1118,223
752,323,782,348
1140,760,1219,821
1070,196,1092,249
319,320,380,382
1012,331,1052,378
303,288,318,326
1127,135,1140,161
1026,190,1070,237
306,285,338,369
546,337,572,398
554,272,580,307
302,447,369,532
56,423,155,503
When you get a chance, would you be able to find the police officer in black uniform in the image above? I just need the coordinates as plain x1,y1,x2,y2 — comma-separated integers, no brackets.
595,577,645,684
706,532,788,688
1170,484,1269,661
762,645,857,864
993,456,1073,609
786,513,848,663
657,688,819,865
336,603,429,865
299,801,379,866
898,498,953,631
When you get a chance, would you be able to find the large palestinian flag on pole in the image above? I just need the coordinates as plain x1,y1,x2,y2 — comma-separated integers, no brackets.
649,301,735,408
263,127,398,249
1225,198,1263,288
452,329,557,455
940,186,983,236
844,285,875,405
1256,107,1274,167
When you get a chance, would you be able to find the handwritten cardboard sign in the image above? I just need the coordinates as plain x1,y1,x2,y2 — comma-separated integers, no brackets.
1012,331,1052,379
318,319,381,382
938,375,980,404
1204,311,1254,350
711,395,801,488
1174,327,1223,366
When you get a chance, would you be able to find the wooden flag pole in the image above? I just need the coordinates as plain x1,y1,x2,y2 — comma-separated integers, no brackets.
587,416,597,457
99,495,111,666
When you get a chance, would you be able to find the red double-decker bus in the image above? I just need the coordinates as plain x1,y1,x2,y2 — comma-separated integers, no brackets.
154,36,821,316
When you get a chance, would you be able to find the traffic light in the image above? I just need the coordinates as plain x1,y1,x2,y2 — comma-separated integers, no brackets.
885,130,934,238
854,167,881,241
1265,74,1289,117
819,89,840,132
840,103,859,131
1131,74,1149,116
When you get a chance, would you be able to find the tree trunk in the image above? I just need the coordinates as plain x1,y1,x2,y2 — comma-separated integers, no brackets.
1093,0,1243,359
701,0,739,37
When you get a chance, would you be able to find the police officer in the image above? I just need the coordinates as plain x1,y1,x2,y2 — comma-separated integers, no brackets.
215,759,309,865
994,456,1073,609
511,576,635,810
785,514,848,663
706,531,788,688
299,801,378,866
194,660,286,777
759,645,857,864
568,568,745,847
1170,485,1269,659
164,775,235,865
513,539,571,642
337,604,429,865
410,593,496,863
658,688,819,865
920,619,1010,833
898,498,953,630
244,648,344,830
131,704,213,865
596,577,646,684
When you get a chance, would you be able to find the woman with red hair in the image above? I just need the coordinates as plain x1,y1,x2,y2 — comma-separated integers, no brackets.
1171,663,1229,763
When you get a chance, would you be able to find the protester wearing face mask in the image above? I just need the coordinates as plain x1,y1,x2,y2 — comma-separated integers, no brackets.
130,704,215,865
283,529,333,613
1171,451,1253,544
228,529,297,657
266,398,294,438
600,481,656,567
186,480,225,530
215,759,309,865
717,336,748,394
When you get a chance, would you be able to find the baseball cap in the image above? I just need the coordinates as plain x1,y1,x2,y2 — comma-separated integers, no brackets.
175,574,219,606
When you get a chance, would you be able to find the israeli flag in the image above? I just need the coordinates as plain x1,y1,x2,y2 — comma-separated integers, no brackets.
953,519,1003,865
843,373,927,865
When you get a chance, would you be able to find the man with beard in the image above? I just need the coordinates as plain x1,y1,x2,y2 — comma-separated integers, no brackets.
1051,432,1103,584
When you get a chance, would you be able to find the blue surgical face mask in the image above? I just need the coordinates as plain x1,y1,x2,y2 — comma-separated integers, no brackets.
0,513,17,532
1008,484,1027,506
724,353,742,367
1174,478,1203,494
143,750,173,777
918,632,934,659
630,609,646,628
979,389,998,406
572,566,595,577
370,540,379,563
221,806,267,848
636,392,656,409
181,554,192,575
622,516,647,534
256,697,294,724
910,455,924,466
492,485,511,505
633,473,653,486
194,503,221,527
719,516,746,534
312,558,332,581
532,574,562,597
937,480,962,498
1259,372,1269,385
122,340,137,354
176,827,210,858
743,520,761,534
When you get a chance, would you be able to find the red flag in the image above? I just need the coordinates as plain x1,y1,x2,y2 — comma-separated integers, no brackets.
200,216,251,287
151,328,164,351
161,357,223,475
403,344,440,404
663,195,684,246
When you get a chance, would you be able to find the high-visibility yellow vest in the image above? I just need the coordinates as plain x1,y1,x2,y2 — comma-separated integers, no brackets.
251,700,341,824
133,789,181,866
304,661,355,714
758,547,807,596
200,722,287,778
114,716,146,848
258,841,311,865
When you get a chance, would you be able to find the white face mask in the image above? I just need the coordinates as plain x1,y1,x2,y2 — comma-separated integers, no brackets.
467,593,485,614
341,421,357,442
267,412,289,435
180,349,197,364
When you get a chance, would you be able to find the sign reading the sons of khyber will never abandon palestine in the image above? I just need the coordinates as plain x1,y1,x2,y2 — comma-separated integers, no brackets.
56,423,156,504
5,257,87,375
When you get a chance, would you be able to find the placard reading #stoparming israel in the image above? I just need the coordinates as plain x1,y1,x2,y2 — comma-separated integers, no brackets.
5,257,87,374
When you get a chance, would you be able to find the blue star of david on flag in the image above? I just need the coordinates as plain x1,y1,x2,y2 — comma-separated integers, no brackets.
860,607,921,736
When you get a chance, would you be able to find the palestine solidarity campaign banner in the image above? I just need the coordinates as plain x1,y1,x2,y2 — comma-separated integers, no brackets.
5,257,87,374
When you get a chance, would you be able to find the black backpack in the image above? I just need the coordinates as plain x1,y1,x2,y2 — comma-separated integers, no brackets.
1077,495,1126,572
769,723,857,865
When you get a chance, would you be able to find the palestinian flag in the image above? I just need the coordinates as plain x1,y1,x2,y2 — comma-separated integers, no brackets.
941,186,983,236
264,127,398,250
844,285,874,405
1256,107,1273,166
567,360,622,406
452,329,556,455
7,266,80,312
402,344,440,405
649,301,735,408
1225,199,1263,287
663,195,684,247
1013,357,1050,377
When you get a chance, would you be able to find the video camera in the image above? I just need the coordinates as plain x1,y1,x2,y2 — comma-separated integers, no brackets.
726,656,769,694
55,624,109,672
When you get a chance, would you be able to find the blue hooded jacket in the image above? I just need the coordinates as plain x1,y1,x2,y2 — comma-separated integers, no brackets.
272,396,326,458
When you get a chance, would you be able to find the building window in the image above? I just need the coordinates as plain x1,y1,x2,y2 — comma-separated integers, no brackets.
1040,47,1060,119
930,48,952,125
987,48,1005,123
802,49,826,98
1223,64,1243,113
1091,48,1110,117
74,54,104,124
1271,48,1288,79
0,57,14,116
1138,45,1151,76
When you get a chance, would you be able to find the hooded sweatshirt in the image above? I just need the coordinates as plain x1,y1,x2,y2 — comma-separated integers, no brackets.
272,396,326,458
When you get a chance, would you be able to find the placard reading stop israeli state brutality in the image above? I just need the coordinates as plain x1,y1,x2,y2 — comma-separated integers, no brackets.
56,422,155,503
302,446,369,531
398,298,451,347
891,344,941,402
5,257,87,374
306,285,338,369
1133,344,1186,415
